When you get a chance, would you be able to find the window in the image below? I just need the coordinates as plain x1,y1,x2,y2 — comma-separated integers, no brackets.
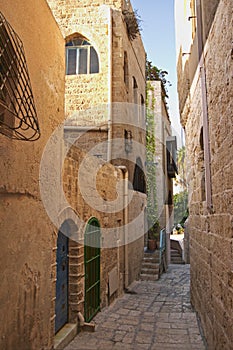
0,12,39,141
140,94,145,126
123,51,129,88
133,157,146,194
133,77,138,120
66,37,99,75
166,136,178,178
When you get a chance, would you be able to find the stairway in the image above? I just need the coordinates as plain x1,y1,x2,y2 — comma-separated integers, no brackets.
140,250,160,281
170,249,185,264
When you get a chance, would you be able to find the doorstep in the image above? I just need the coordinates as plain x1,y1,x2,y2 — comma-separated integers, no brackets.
54,323,77,350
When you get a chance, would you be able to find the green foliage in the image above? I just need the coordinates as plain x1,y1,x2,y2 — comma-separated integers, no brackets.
173,190,188,227
175,146,187,189
146,59,171,101
146,83,157,230
146,61,172,234
123,9,142,41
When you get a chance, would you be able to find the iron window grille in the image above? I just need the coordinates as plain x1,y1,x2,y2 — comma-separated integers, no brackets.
0,12,40,141
66,38,99,75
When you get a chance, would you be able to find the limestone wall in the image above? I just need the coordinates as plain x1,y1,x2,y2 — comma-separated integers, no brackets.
146,81,173,230
177,0,233,348
63,141,146,315
63,143,122,312
47,0,145,126
0,1,65,349
47,0,146,185
47,0,147,326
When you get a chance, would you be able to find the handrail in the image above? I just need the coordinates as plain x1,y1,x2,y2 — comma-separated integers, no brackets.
159,228,166,272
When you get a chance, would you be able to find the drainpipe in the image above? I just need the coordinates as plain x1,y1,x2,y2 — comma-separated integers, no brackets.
196,0,213,211
77,312,85,327
117,166,129,288
107,7,113,162
165,204,171,265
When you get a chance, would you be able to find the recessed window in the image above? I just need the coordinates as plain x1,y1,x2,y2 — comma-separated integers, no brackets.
123,51,129,87
133,157,146,194
0,12,39,141
65,37,99,75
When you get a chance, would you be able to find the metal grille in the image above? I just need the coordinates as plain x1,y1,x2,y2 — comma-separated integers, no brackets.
0,12,40,141
84,219,101,322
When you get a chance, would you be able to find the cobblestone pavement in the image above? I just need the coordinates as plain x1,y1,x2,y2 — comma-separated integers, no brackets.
64,264,206,350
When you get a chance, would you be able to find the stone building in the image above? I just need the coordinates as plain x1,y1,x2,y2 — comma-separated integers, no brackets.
175,0,233,348
147,80,177,263
46,0,147,345
0,1,65,349
0,1,146,349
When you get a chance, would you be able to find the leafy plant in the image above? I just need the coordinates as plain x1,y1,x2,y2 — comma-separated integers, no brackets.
173,190,188,227
148,221,160,240
146,83,157,233
146,59,171,103
123,9,142,41
175,146,187,189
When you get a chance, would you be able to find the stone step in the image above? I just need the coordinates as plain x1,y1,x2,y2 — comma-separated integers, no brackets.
171,258,185,264
144,251,160,257
171,249,181,255
141,267,159,275
171,253,181,259
141,262,159,270
171,250,182,257
143,257,160,264
140,273,159,281
170,249,184,264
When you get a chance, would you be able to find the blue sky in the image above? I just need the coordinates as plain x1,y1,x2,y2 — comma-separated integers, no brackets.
131,0,184,147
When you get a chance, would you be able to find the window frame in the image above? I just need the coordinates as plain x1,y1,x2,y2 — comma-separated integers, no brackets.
65,38,99,75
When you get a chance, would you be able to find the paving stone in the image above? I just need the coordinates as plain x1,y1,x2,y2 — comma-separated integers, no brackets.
64,265,206,350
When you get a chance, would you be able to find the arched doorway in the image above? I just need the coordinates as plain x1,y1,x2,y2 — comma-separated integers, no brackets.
84,218,101,322
55,226,69,333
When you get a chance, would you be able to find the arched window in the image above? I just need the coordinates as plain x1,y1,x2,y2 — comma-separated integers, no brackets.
65,37,99,75
133,157,146,193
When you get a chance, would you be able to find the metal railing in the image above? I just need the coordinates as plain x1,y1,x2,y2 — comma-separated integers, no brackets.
159,228,167,273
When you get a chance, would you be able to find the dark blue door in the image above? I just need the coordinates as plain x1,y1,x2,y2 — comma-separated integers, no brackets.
55,230,69,333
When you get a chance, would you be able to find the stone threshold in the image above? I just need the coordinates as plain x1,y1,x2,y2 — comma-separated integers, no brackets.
54,323,77,350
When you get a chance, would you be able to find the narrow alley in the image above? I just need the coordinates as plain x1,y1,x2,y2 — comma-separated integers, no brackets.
64,265,206,350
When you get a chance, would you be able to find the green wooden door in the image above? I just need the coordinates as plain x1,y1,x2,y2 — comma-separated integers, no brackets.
84,218,101,322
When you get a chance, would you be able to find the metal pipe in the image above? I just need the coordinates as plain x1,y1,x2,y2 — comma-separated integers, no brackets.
117,166,129,288
77,312,85,327
107,7,113,162
196,0,213,211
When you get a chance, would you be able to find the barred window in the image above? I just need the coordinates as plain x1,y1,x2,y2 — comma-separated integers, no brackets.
0,12,39,141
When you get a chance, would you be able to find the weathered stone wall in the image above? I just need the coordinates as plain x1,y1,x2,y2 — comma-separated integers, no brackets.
63,142,124,315
47,0,146,168
47,0,145,126
177,1,233,348
146,81,173,230
63,139,147,313
47,0,147,326
128,192,147,283
0,1,65,349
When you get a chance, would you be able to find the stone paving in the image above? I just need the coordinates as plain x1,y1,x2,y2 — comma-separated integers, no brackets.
64,264,207,350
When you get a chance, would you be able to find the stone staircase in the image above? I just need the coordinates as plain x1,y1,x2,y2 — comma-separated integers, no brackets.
170,249,185,264
140,250,160,281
